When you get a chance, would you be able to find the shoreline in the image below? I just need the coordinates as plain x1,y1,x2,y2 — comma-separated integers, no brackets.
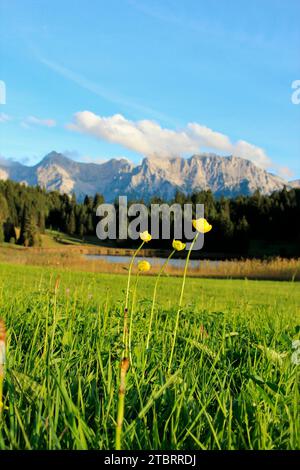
0,244,299,281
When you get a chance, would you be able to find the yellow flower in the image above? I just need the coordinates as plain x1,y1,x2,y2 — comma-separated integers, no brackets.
138,260,151,272
192,218,212,233
172,240,186,251
140,231,152,242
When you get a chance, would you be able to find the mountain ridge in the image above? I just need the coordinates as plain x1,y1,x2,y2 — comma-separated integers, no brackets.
0,151,293,201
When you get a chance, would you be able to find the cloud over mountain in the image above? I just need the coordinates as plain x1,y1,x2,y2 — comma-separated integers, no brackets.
67,111,272,169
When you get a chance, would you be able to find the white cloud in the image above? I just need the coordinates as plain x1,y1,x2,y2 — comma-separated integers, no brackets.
187,123,232,152
67,112,193,157
22,116,56,128
0,113,12,123
67,111,272,169
233,140,272,168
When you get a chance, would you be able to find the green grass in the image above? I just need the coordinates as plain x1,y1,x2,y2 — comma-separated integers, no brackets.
42,229,88,247
0,262,299,450
42,229,119,248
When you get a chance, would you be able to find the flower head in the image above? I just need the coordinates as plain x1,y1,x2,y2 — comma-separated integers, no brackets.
192,218,212,233
140,231,152,243
172,240,186,251
138,260,151,272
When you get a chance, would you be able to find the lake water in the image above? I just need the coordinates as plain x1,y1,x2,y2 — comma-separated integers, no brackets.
84,254,221,269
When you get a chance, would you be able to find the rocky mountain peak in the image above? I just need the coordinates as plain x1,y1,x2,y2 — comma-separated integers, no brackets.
0,151,292,201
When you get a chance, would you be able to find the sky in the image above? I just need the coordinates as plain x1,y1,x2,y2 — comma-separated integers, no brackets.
0,0,299,179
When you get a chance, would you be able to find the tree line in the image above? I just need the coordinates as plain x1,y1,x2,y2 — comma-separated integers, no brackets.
0,179,299,257
0,180,104,246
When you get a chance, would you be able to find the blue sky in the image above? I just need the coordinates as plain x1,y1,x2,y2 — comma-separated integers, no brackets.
0,0,299,178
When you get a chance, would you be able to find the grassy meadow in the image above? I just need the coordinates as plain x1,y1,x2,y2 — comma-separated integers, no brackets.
0,236,300,281
0,262,299,450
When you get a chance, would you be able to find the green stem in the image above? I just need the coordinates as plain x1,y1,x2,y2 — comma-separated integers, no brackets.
115,357,130,450
0,320,6,418
146,250,175,352
168,233,199,373
116,239,145,450
123,241,145,356
128,272,140,366
0,373,3,416
125,241,145,311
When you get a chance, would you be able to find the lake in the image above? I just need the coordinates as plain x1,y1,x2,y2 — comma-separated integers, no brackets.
84,254,221,269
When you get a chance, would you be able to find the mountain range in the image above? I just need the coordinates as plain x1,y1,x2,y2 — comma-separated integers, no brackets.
0,151,298,201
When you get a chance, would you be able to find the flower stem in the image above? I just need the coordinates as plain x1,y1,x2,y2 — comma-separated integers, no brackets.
146,250,175,352
125,241,145,311
0,319,6,417
129,272,140,366
123,241,145,356
115,357,130,450
168,233,199,373
0,374,3,416
116,240,145,450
